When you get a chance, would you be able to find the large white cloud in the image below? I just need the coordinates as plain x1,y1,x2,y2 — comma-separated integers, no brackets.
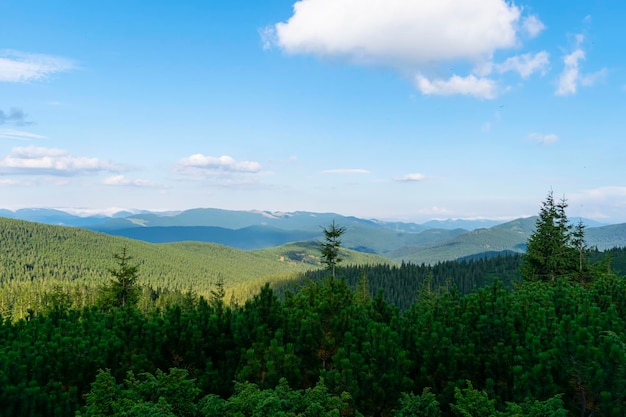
0,146,121,176
272,0,522,64
0,50,75,82
266,0,546,98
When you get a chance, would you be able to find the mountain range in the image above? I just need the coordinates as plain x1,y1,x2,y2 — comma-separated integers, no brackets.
1,207,623,264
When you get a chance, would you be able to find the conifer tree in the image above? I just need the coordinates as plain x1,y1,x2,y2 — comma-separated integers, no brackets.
520,191,584,282
319,220,347,279
100,247,140,309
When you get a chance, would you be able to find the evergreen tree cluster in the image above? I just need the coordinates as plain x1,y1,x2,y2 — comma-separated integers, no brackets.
278,254,523,311
2,196,626,416
1,270,626,416
521,191,590,283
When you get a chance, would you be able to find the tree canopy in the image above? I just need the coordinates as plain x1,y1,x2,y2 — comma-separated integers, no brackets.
319,220,347,279
520,191,589,282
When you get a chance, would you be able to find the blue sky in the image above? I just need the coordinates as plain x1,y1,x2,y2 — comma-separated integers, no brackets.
1,0,625,223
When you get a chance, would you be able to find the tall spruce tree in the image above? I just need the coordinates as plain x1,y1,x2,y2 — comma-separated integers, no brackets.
100,247,141,309
319,220,347,279
520,191,584,282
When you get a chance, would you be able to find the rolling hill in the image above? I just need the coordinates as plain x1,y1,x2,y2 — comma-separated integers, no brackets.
2,207,624,266
0,217,390,298
388,217,626,264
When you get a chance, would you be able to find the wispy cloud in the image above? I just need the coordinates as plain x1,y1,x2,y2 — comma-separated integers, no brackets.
527,132,559,144
0,146,122,176
556,34,606,96
495,51,550,78
570,186,626,221
415,74,497,99
0,129,45,140
393,172,427,182
322,169,369,175
102,175,162,188
0,50,75,82
521,15,546,38
0,108,33,125
265,0,546,99
176,154,262,175
174,154,263,186
0,178,20,186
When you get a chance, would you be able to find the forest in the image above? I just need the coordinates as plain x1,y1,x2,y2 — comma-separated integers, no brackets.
1,192,626,416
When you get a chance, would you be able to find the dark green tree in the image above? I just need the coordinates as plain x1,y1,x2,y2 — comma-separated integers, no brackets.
520,191,583,282
100,247,141,309
319,220,347,279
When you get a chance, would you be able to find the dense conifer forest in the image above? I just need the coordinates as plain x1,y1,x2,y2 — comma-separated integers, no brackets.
2,194,626,416
2,267,626,416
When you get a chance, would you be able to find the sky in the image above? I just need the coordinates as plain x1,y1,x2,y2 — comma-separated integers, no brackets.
1,0,625,223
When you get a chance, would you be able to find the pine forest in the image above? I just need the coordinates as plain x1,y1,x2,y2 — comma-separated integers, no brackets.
1,192,626,416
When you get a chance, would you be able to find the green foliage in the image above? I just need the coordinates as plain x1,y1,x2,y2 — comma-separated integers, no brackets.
78,368,201,417
274,254,523,311
2,218,626,416
451,381,497,417
521,191,589,282
394,388,442,417
99,247,141,309
319,220,347,279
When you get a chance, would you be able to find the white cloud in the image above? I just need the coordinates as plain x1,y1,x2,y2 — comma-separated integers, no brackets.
587,186,626,199
0,128,45,140
556,34,606,96
0,178,20,186
102,175,160,188
176,154,262,176
394,172,427,182
270,0,522,65
570,186,626,221
580,68,607,87
496,51,549,78
521,15,545,38
415,74,497,99
322,168,369,175
0,146,121,176
527,132,559,144
417,206,453,216
266,0,547,98
0,50,75,82
556,48,585,96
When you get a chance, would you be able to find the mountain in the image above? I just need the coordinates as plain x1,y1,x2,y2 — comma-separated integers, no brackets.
0,217,390,296
2,207,624,265
387,217,626,264
421,218,505,230
88,208,469,253
100,225,320,249
0,208,111,227
586,223,626,250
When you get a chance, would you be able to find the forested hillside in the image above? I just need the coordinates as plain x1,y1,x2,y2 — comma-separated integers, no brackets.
2,196,626,416
0,217,388,320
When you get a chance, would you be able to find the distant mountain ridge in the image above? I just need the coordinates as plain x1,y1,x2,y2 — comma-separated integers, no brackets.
1,207,623,264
